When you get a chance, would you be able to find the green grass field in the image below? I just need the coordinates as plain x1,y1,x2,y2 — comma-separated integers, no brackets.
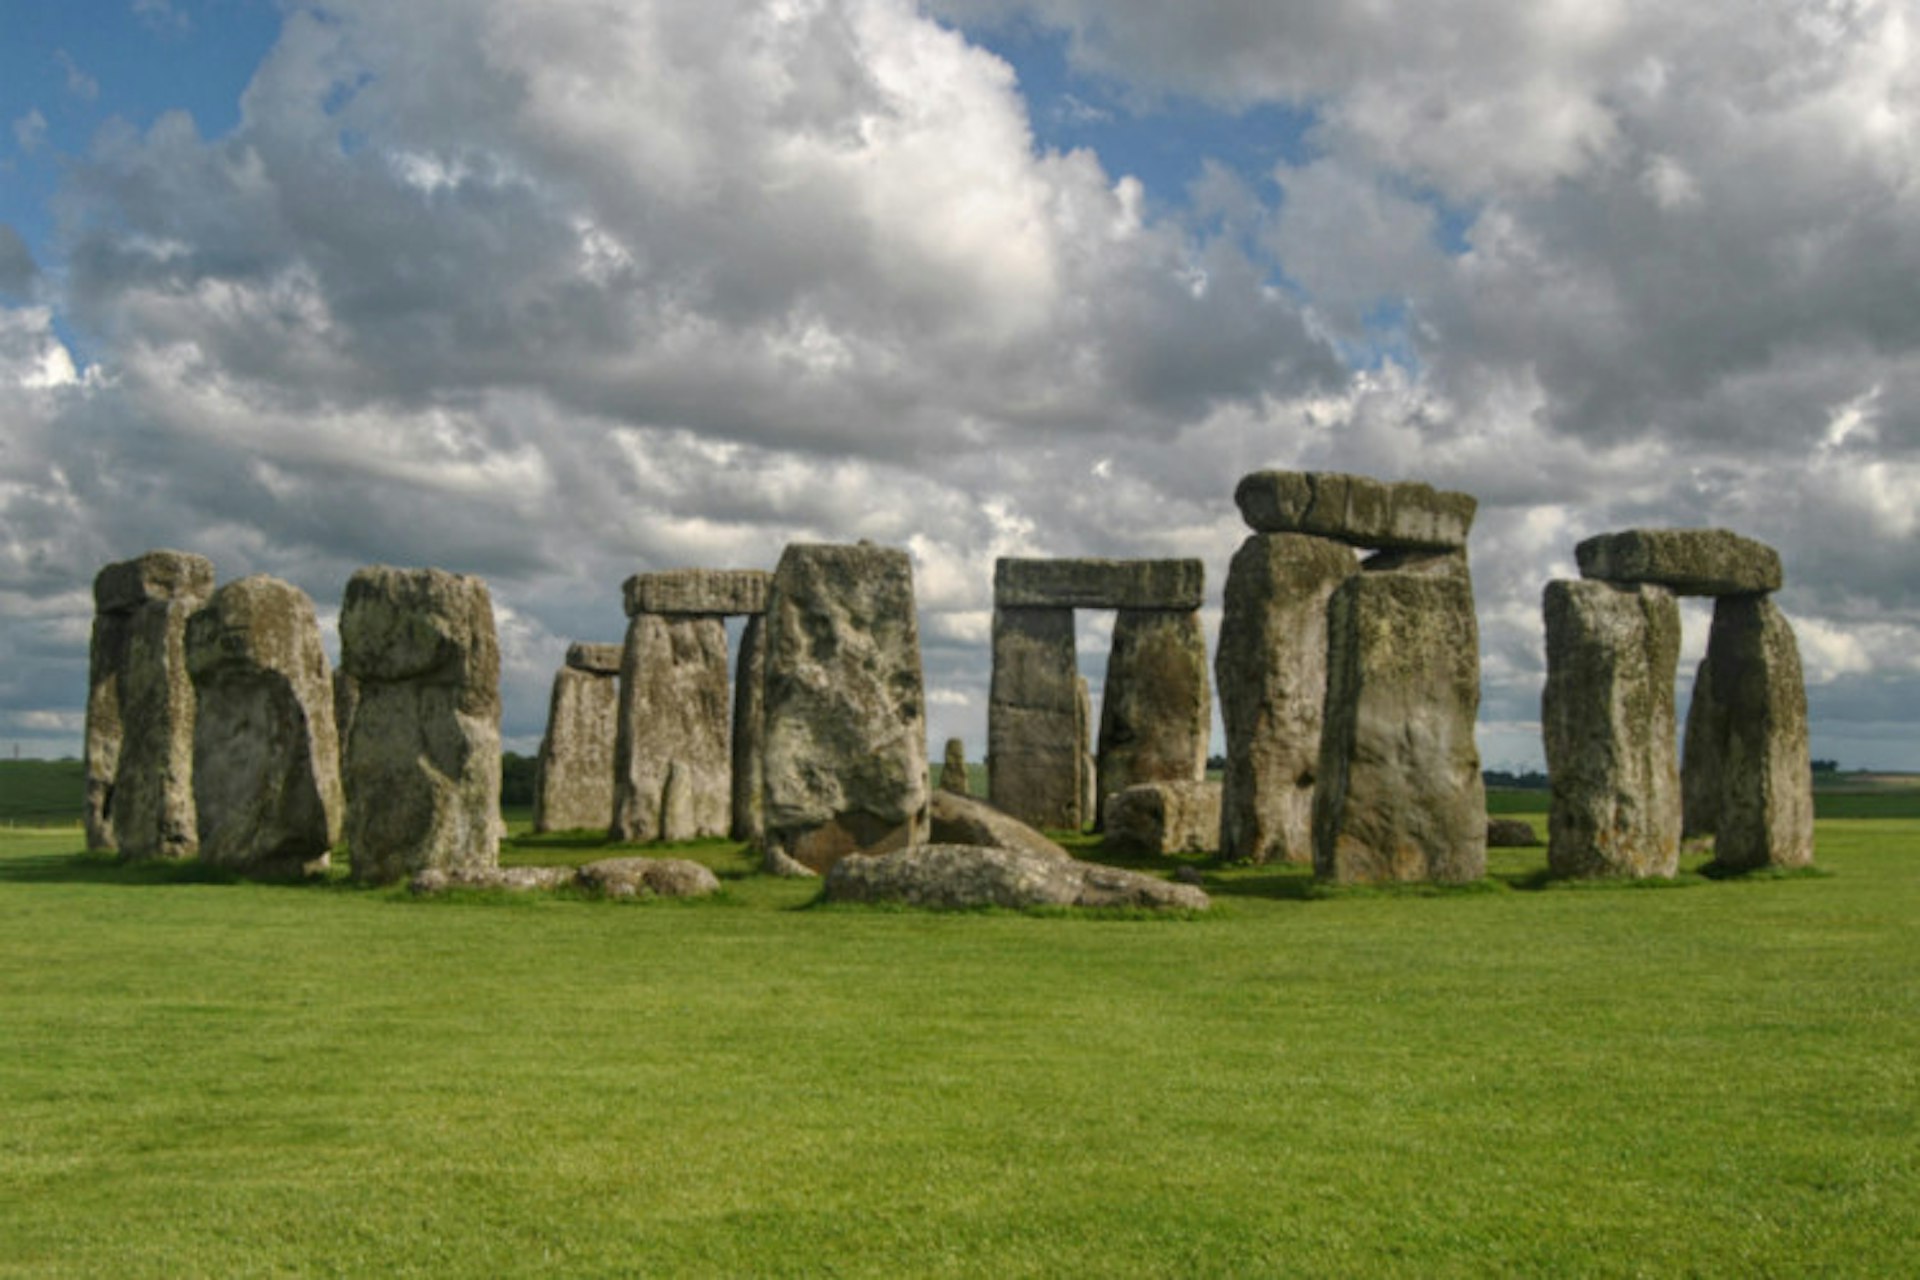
1,796,1915,1275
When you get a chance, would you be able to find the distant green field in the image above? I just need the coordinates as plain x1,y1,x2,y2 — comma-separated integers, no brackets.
0,759,85,826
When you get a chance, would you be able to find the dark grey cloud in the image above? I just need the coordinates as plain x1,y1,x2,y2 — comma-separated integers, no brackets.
0,224,35,296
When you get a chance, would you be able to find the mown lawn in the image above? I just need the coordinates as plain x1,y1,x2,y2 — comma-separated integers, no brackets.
0,817,1914,1276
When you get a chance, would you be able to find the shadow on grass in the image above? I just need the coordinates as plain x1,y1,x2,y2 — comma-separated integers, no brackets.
0,849,250,887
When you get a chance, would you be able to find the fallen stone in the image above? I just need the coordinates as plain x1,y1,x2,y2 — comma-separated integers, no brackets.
1574,528,1783,596
1215,532,1358,864
1103,780,1223,856
1234,471,1476,551
930,789,1069,861
822,843,1210,911
533,645,620,834
762,543,929,872
730,613,767,842
576,856,722,899
988,605,1082,831
939,738,970,795
1095,608,1210,820
340,565,502,884
1541,580,1682,879
994,558,1205,610
609,613,731,842
409,865,580,895
623,568,771,617
186,575,344,877
1702,595,1815,871
1486,818,1542,848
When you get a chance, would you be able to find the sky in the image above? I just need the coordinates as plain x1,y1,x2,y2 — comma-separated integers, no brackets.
2,0,1917,773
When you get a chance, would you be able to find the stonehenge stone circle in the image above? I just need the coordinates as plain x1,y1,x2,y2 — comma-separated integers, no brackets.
532,642,621,834
1313,556,1486,884
730,613,768,842
761,543,928,873
822,843,1211,912
186,575,344,877
1541,580,1682,879
1215,532,1357,864
339,565,501,884
939,738,970,794
1103,780,1222,857
1576,528,1783,597
1235,471,1476,551
610,612,731,842
87,550,214,860
1094,607,1210,818
1697,595,1815,870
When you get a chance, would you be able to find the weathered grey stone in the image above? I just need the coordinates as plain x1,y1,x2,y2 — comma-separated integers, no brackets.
1313,567,1486,884
1680,654,1722,838
566,642,623,675
822,843,1211,911
409,865,579,895
1486,817,1542,848
939,738,970,794
1075,675,1095,832
332,669,359,761
1103,780,1223,856
186,576,343,877
93,550,215,861
987,605,1080,831
1702,595,1815,871
1215,532,1358,864
1235,471,1476,550
577,855,722,899
623,569,771,617
610,613,731,842
532,648,620,834
994,558,1205,610
1541,580,1682,879
761,543,928,872
1095,608,1209,824
730,613,767,842
930,789,1070,861
762,846,817,878
1575,528,1783,596
339,566,501,884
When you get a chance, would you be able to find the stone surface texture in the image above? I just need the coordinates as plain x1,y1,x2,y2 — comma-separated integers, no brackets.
940,738,970,795
1541,580,1682,879
576,856,722,899
1680,654,1722,838
1095,608,1210,822
83,611,129,851
730,613,767,842
1235,471,1476,551
609,613,731,842
929,789,1070,861
339,566,501,884
532,652,619,834
410,865,579,894
1075,675,1095,831
623,568,771,617
186,575,343,876
1313,566,1486,883
566,642,623,674
1103,780,1223,856
988,606,1080,831
92,550,214,861
761,543,928,872
822,844,1211,912
1215,532,1358,863
994,557,1205,610
1575,528,1783,596
1701,595,1815,870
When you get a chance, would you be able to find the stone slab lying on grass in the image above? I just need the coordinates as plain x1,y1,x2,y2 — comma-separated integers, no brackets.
1574,528,1783,596
623,569,771,617
1234,471,1476,550
822,843,1210,911
929,789,1068,861
1486,818,1542,848
576,857,722,899
409,865,581,894
993,557,1205,610
1103,780,1222,856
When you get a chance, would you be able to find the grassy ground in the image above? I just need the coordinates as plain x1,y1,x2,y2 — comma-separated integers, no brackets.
0,810,1914,1275
0,759,86,826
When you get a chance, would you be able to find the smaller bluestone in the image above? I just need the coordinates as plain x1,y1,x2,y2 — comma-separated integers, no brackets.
939,738,970,795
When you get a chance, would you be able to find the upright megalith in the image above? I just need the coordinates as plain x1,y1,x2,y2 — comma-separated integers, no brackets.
1094,607,1210,820
1215,532,1358,863
940,738,970,795
988,605,1079,831
1680,655,1722,838
761,543,928,873
1313,552,1486,884
339,566,501,884
186,575,343,876
532,642,621,834
730,614,767,842
1075,675,1095,830
87,550,215,860
1541,580,1682,879
1700,595,1815,871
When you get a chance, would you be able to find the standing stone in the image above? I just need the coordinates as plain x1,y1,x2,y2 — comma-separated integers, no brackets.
532,643,621,834
339,566,501,884
939,738,970,795
1095,608,1209,826
1681,654,1723,838
1075,675,1095,833
83,611,130,852
1541,580,1682,879
1313,556,1485,883
90,550,215,861
186,575,343,877
1703,595,1815,871
730,613,767,842
761,543,928,872
610,614,731,842
1215,533,1358,864
988,606,1080,831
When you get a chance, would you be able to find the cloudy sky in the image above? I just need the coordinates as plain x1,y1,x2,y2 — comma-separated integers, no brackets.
3,0,1917,771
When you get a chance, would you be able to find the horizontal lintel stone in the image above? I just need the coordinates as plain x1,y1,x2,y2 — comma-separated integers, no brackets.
94,549,215,614
1234,471,1476,550
564,642,623,675
623,568,771,617
994,558,1203,610
1575,528,1782,596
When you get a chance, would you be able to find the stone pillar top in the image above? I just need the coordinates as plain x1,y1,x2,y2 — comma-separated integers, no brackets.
623,568,771,617
1234,471,1476,550
1575,528,1782,596
94,549,215,614
994,557,1204,610
565,642,623,674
